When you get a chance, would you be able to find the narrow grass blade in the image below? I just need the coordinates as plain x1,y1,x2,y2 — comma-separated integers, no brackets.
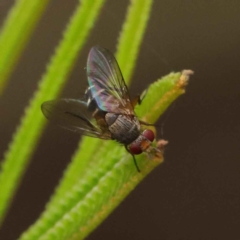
0,0,50,94
116,0,153,83
0,0,105,225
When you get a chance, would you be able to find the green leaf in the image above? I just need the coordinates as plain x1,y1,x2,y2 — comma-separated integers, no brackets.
20,70,193,240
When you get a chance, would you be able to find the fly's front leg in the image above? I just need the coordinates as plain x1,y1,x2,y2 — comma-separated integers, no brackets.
131,88,148,108
125,145,140,172
139,120,154,126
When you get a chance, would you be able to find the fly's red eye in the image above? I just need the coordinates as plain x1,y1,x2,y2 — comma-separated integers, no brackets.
143,129,155,142
129,142,142,155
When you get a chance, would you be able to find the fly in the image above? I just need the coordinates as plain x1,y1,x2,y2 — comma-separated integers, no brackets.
41,46,160,172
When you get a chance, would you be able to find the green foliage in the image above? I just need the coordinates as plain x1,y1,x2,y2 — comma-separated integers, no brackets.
0,0,105,226
20,71,191,240
0,0,192,239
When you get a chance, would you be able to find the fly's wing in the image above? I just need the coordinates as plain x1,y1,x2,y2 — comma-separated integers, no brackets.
87,46,134,115
41,99,111,139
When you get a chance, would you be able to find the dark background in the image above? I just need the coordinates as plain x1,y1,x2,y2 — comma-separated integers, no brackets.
0,0,240,239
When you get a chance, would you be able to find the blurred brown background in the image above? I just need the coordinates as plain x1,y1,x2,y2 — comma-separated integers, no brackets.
0,0,240,239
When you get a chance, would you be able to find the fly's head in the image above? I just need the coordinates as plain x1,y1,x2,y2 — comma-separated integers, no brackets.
128,129,160,156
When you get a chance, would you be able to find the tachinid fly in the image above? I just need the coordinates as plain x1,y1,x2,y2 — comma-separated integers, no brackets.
41,46,160,172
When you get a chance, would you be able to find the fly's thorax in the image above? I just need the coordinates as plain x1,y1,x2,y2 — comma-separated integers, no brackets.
105,113,140,144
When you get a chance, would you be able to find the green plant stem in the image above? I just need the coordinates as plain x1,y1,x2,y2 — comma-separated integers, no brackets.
0,0,50,94
116,0,153,82
0,0,105,226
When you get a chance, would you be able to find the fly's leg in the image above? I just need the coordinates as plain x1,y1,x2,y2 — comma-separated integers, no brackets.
132,88,154,126
131,88,148,108
131,96,141,108
132,154,140,173
139,120,154,126
125,145,140,172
